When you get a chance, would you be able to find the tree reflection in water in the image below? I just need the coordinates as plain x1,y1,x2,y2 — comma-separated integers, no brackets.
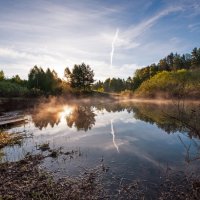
131,101,200,138
30,99,200,138
130,101,200,164
31,107,62,130
66,105,96,131
21,97,200,165
30,99,96,131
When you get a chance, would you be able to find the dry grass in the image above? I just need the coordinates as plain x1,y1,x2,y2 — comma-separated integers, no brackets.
0,154,145,200
158,171,200,200
0,152,200,199
0,131,23,149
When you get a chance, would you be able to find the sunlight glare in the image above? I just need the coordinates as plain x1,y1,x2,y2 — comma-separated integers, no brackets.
59,106,73,120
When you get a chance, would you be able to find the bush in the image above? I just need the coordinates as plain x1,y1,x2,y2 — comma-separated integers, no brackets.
135,70,200,99
0,81,29,97
28,88,43,97
120,90,134,98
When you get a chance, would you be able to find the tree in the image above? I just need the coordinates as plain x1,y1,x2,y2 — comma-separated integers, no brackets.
173,54,183,71
92,80,103,91
159,58,170,71
11,75,21,84
0,70,5,81
28,65,45,90
66,105,96,131
191,47,200,69
64,67,71,82
166,52,174,69
28,66,62,95
70,63,94,91
149,64,158,77
125,77,133,90
103,78,111,92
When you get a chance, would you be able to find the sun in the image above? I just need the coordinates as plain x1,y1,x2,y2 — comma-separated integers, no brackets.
59,106,73,120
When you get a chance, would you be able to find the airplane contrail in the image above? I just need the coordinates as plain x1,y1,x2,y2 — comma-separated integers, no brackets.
110,29,119,68
110,119,119,153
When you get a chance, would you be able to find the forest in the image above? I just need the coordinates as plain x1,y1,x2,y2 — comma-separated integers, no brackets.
0,47,200,98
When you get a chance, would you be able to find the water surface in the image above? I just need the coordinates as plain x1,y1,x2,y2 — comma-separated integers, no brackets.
1,98,200,194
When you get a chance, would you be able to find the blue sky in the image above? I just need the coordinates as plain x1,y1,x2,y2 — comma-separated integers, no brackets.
0,0,200,80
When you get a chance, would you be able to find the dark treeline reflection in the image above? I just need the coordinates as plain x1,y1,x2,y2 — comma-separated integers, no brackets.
66,105,96,131
31,100,62,130
131,102,200,138
30,99,96,131
26,98,200,137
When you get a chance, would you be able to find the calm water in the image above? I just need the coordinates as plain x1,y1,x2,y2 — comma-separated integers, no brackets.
1,98,200,190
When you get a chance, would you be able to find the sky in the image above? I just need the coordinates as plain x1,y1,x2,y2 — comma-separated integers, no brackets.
0,0,200,80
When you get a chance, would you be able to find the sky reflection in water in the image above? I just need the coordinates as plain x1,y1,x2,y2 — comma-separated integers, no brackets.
1,100,200,182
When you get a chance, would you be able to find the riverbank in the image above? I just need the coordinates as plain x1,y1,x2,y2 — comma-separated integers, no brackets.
1,153,199,199
0,130,200,199
0,154,109,200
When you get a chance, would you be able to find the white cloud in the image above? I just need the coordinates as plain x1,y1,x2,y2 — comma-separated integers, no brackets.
0,1,195,80
115,6,183,50
188,23,200,32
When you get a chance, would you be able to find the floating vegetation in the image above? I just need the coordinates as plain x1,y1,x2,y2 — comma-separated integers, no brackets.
38,143,50,151
48,149,59,158
0,131,23,149
37,143,82,159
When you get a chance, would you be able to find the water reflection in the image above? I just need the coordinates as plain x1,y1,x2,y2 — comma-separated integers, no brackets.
66,105,96,131
131,102,200,138
28,100,96,131
28,99,200,139
110,119,120,153
31,101,63,130
1,98,200,190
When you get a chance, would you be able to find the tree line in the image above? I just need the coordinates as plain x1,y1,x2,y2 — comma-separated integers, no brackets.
0,63,94,97
0,47,200,97
93,47,200,92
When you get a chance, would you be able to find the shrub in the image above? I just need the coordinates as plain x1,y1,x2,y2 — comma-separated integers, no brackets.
135,70,200,98
0,81,29,97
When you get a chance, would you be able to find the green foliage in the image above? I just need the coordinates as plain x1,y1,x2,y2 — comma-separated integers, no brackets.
29,88,43,97
93,77,128,93
191,47,200,68
0,70,4,81
131,47,199,91
28,66,62,95
64,67,71,82
92,80,103,91
0,81,29,97
65,63,94,91
110,78,126,92
10,75,28,87
135,69,200,98
1,46,200,98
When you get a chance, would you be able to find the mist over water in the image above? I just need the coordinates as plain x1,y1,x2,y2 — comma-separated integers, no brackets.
0,97,200,193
